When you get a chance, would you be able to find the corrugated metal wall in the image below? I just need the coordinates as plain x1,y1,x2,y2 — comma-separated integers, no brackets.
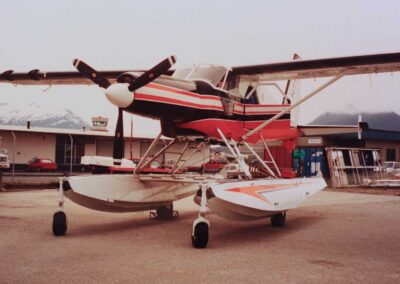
84,143,96,156
96,140,113,157
264,146,293,169
0,132,56,163
0,130,209,166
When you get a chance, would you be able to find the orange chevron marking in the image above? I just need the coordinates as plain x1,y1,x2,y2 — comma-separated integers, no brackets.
227,184,298,203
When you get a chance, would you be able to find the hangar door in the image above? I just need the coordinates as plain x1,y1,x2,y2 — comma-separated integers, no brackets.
96,139,113,157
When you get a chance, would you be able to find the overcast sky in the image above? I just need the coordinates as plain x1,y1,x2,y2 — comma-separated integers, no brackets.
1,0,400,131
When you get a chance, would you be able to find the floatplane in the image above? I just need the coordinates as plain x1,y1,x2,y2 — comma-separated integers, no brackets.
2,52,400,248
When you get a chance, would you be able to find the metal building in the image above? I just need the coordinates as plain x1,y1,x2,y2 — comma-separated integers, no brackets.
0,124,209,171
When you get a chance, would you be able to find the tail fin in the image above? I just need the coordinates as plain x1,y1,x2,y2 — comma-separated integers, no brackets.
282,53,302,127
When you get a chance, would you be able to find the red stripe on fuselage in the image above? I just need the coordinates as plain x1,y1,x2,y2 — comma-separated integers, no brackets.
135,93,224,111
147,83,221,101
145,83,290,109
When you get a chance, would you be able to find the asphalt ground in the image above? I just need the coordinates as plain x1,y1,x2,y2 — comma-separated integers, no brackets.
0,189,399,283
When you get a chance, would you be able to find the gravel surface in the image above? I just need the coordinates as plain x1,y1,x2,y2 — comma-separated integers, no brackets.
1,189,399,283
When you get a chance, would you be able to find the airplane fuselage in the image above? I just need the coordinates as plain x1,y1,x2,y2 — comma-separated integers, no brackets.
119,82,298,143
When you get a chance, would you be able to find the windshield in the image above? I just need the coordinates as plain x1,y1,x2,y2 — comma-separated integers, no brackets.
173,65,228,86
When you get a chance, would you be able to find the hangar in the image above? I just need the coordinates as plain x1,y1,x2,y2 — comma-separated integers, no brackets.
1,116,399,188
0,117,209,172
264,122,400,187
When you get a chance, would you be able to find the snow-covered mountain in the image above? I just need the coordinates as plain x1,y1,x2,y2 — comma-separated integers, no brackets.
0,101,90,129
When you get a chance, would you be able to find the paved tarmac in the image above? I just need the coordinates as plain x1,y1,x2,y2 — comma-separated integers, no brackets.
0,189,399,283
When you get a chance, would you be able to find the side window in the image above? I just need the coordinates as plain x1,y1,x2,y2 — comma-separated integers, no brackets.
386,149,396,161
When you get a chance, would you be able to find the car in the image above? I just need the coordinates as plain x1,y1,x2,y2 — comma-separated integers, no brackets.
201,158,228,173
384,161,400,178
27,157,58,172
0,148,10,171
220,163,245,179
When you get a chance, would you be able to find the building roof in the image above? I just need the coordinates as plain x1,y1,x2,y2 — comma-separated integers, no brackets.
0,124,160,139
298,124,359,136
299,123,400,142
362,128,400,142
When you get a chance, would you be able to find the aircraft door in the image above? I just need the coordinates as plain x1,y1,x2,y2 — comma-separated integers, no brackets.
221,98,235,116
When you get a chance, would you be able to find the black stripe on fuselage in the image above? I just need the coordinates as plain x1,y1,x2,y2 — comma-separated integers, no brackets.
125,100,290,122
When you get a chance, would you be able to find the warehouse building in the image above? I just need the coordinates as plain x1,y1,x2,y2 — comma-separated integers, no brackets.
0,117,209,171
264,123,400,186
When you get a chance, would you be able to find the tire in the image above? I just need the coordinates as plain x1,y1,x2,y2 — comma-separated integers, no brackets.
52,211,67,236
271,212,286,227
156,203,174,220
192,222,209,248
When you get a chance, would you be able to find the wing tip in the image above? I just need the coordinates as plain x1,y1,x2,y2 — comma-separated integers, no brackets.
169,55,177,66
72,59,80,68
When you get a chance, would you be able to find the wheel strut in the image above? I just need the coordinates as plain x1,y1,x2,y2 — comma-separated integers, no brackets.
52,177,68,236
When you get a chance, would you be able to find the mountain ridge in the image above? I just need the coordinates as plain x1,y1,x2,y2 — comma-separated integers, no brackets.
0,102,90,129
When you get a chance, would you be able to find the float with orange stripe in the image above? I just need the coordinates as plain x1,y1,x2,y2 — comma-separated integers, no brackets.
195,177,327,221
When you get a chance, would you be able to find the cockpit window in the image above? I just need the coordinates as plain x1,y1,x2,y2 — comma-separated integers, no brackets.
173,65,228,86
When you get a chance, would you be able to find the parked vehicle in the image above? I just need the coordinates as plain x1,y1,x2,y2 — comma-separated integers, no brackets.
0,148,10,171
27,157,58,172
384,161,400,173
384,161,400,178
201,158,228,173
220,164,245,179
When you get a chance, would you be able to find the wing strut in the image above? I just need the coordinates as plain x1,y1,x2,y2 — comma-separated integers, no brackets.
240,69,350,142
242,141,277,178
216,128,252,179
260,134,281,177
134,132,163,174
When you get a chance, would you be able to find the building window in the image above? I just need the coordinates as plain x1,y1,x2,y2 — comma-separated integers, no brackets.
386,148,396,161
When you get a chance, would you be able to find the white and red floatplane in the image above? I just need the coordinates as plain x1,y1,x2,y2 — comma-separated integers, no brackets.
2,52,400,248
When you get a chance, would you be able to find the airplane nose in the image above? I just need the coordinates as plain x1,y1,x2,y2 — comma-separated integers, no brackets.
105,83,134,108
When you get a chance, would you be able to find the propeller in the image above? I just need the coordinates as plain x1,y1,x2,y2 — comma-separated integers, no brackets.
127,55,176,91
72,59,111,89
72,56,177,164
73,59,125,162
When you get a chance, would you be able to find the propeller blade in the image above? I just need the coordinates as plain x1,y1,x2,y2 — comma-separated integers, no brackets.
73,59,111,89
128,55,176,91
113,108,125,162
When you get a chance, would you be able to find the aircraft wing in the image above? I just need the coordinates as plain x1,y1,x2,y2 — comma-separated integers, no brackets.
0,69,147,85
231,52,400,81
2,52,400,85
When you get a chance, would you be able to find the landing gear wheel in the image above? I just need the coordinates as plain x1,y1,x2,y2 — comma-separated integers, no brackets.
156,203,174,220
271,212,286,227
52,211,67,236
192,221,209,248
